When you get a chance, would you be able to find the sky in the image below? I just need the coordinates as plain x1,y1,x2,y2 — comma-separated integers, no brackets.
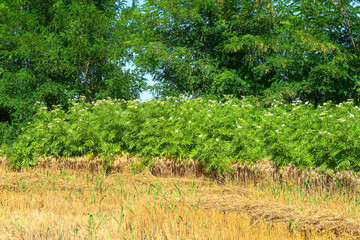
125,0,155,101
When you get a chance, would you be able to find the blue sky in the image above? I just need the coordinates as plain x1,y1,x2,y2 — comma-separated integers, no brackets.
125,0,155,101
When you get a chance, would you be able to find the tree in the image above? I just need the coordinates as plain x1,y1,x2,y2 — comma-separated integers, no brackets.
270,0,360,102
128,0,360,102
0,0,145,133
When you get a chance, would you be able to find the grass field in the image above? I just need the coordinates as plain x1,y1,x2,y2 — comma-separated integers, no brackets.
1,157,360,239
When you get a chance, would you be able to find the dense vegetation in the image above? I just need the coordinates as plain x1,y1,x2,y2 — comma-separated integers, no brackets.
130,0,360,100
2,96,360,173
1,0,146,141
1,0,360,171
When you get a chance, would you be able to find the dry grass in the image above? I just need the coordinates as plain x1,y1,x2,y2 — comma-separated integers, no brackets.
0,157,360,239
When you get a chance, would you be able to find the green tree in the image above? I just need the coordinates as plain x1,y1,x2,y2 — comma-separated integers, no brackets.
129,0,359,102
269,0,360,102
0,0,145,140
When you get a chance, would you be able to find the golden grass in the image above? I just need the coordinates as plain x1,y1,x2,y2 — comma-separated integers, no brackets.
0,157,360,239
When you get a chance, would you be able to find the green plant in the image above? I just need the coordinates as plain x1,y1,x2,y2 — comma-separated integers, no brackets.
4,96,360,174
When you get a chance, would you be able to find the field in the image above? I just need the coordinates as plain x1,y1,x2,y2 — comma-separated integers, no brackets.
1,156,360,239
2,97,360,239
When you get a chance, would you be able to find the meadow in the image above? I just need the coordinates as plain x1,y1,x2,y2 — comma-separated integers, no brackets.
2,96,360,239
1,156,360,239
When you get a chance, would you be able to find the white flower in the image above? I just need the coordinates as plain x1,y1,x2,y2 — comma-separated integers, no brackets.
169,117,173,120
216,139,219,142
175,130,178,133
199,135,203,138
328,132,331,135
208,114,211,117
338,118,346,122
188,121,191,124
305,101,309,105
28,122,31,124
256,126,261,129
350,113,354,118
275,130,279,133
256,140,259,142
281,124,285,127
237,126,242,129
134,106,137,109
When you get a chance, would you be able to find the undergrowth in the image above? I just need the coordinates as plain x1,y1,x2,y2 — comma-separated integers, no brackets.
1,95,360,173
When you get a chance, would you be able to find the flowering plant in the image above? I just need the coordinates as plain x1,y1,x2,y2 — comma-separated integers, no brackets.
3,96,360,173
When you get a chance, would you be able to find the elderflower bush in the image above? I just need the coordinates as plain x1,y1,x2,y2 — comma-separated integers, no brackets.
4,96,360,173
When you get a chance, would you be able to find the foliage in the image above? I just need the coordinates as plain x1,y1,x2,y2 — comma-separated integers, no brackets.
2,0,360,168
128,0,360,102
0,0,146,144
3,96,360,173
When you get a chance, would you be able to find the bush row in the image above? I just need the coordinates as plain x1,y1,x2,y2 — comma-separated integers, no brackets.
1,96,360,173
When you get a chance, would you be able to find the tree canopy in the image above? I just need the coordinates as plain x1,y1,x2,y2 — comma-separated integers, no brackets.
1,0,145,127
128,0,359,102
